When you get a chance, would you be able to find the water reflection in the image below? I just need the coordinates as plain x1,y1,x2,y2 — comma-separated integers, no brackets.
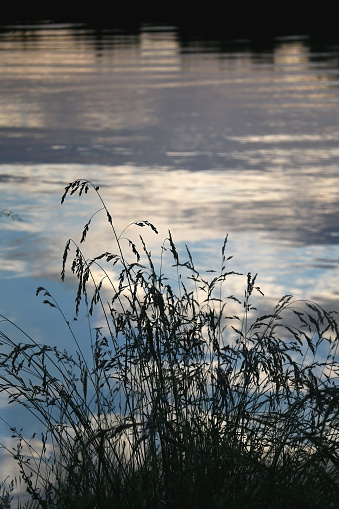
0,26,338,309
1,162,339,303
0,24,338,297
1,24,339,488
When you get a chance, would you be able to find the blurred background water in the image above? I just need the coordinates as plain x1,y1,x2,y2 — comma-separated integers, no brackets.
1,19,339,481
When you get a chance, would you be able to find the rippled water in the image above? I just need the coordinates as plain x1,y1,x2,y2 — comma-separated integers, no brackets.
1,23,339,477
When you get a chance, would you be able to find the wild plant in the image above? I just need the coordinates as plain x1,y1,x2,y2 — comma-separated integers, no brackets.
1,179,339,508
0,477,14,509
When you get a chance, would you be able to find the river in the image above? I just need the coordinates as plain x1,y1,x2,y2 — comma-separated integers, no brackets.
1,21,339,484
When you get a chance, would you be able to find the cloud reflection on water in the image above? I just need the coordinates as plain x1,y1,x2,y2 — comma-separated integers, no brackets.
2,26,339,491
1,163,339,312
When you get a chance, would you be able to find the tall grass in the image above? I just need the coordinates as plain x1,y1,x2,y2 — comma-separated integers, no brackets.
1,179,339,508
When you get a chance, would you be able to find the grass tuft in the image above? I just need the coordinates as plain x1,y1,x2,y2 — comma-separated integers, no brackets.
1,179,339,508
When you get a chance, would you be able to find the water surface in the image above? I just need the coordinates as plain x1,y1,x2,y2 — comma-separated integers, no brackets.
1,23,339,478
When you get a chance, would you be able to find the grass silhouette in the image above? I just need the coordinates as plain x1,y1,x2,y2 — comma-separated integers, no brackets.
1,179,339,508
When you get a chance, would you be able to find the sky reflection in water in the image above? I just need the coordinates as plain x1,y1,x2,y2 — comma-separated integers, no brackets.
1,24,339,351
1,24,339,478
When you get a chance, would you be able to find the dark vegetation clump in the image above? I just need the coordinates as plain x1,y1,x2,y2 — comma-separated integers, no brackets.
1,179,339,509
